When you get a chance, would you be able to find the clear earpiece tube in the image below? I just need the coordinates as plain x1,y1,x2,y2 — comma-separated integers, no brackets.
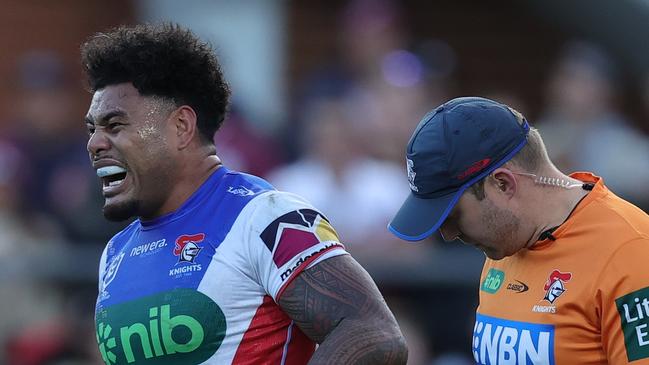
512,172,584,189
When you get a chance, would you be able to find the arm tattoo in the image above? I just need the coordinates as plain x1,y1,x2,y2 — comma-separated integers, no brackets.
278,254,407,364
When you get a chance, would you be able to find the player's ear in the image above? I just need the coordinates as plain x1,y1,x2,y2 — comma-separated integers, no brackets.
490,168,517,198
171,105,198,150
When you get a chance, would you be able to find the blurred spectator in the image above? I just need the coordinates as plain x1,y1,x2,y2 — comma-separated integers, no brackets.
6,314,103,365
267,96,434,266
537,40,649,207
268,96,402,241
214,107,285,177
4,50,126,245
294,0,457,165
0,140,66,363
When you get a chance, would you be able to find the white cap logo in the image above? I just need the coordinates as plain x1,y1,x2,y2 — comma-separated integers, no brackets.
407,158,418,192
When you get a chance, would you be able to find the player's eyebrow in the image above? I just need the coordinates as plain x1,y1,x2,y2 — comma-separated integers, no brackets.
85,109,127,126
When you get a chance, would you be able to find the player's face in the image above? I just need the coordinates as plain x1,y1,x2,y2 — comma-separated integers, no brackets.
439,190,522,260
85,83,178,221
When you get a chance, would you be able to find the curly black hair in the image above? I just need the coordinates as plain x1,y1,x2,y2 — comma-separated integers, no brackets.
81,23,231,142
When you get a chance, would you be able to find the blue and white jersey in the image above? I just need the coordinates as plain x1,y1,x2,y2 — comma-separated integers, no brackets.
95,167,347,365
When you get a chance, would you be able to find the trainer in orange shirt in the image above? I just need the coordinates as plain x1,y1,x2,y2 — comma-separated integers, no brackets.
389,96,649,364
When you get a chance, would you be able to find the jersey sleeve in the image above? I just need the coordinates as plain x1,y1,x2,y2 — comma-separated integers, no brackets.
598,237,649,364
244,191,348,302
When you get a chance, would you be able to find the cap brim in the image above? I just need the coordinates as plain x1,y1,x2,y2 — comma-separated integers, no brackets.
388,190,459,242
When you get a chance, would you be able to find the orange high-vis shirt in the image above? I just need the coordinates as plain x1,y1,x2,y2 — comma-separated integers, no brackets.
474,172,649,365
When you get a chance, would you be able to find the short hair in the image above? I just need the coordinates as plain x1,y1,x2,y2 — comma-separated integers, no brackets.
468,127,548,201
81,23,231,142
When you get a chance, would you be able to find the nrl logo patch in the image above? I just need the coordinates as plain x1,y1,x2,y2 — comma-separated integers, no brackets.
102,251,125,292
406,158,418,192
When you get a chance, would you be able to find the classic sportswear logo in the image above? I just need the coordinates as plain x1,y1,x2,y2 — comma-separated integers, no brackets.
507,280,529,293
616,286,649,361
95,289,225,365
481,268,505,294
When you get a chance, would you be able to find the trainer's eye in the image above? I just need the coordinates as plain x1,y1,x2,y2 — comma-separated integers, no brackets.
107,122,124,131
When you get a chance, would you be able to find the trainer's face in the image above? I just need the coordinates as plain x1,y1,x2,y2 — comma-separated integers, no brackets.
439,190,522,260
85,83,177,221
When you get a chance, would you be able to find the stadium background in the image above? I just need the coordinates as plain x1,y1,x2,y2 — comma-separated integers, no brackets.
1,1,649,364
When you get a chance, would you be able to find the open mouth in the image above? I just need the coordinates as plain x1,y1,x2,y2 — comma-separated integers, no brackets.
97,166,128,191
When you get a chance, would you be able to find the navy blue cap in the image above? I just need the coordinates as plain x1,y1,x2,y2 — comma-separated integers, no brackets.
389,97,530,241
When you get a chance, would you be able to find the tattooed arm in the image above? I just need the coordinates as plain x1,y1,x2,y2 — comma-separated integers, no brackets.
278,254,408,364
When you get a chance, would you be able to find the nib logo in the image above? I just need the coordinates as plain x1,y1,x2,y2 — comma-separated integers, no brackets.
97,322,117,365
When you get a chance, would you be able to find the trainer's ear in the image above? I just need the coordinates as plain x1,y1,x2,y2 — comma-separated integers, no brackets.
490,168,517,198
170,105,198,150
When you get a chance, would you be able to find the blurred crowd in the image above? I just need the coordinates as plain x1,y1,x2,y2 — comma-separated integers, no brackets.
1,1,649,364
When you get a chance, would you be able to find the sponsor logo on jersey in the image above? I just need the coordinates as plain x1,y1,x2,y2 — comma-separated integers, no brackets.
507,280,529,294
130,239,167,258
260,209,340,268
616,286,649,361
473,313,555,365
95,288,225,365
532,269,572,314
481,269,505,294
226,186,255,196
280,243,339,282
170,234,205,277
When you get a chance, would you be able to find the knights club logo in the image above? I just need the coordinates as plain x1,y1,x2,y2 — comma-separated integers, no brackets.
543,269,572,304
173,233,205,264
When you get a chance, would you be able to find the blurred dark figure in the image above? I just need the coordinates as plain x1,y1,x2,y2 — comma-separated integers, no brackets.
293,0,457,165
537,40,649,208
6,311,103,365
0,139,68,364
268,95,444,365
5,51,126,244
282,2,470,364
268,96,407,253
214,107,285,177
